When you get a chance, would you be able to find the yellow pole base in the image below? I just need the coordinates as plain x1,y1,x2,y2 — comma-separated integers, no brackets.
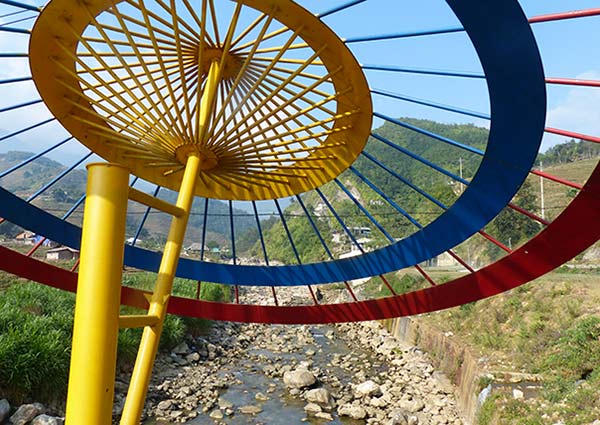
65,163,130,425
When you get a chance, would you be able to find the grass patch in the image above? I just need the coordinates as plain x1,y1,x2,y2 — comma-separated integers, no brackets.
0,270,230,405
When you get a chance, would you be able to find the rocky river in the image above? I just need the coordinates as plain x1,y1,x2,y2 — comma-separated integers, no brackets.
124,319,463,425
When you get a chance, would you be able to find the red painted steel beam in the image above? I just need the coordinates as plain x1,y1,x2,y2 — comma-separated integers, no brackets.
530,170,583,190
545,127,600,144
546,77,600,88
1,163,599,324
529,8,600,24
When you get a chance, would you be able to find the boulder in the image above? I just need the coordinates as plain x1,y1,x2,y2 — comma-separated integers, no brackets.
354,380,382,398
283,369,316,389
31,415,60,425
9,403,45,425
239,405,262,415
0,399,10,423
305,388,331,408
338,403,367,420
304,403,322,416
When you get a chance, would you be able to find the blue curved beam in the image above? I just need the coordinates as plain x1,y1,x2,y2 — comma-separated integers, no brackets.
0,0,545,286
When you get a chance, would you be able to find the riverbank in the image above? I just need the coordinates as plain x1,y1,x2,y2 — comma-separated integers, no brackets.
135,320,462,424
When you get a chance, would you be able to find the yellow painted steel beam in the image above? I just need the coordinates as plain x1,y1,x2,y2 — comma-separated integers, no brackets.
120,153,201,425
119,314,160,329
128,188,184,217
65,163,130,425
120,61,220,425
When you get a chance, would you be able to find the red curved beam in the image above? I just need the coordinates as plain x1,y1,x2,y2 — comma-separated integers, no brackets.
1,163,599,324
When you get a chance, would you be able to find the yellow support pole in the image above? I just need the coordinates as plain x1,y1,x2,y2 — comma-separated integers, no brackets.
120,60,221,425
65,163,130,425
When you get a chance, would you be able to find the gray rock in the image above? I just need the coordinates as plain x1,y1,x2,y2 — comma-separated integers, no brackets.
399,399,425,413
283,369,316,389
9,403,45,425
157,400,173,411
305,388,331,408
255,392,269,401
338,404,367,420
31,415,59,425
239,405,262,415
0,399,10,423
172,342,191,355
315,411,334,421
386,412,408,425
354,380,382,398
218,398,233,410
186,352,201,362
304,403,322,416
209,409,224,420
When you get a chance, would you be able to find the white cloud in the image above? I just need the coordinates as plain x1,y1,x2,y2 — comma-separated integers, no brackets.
544,70,600,151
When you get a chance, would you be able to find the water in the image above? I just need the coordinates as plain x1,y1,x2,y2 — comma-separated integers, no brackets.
145,326,383,424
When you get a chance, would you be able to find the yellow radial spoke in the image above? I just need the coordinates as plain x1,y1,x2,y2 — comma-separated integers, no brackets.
207,28,313,147
211,74,299,155
136,0,188,140
207,11,276,141
254,63,325,82
251,42,309,54
231,25,288,52
229,12,267,49
219,65,341,147
108,1,189,142
82,36,179,51
180,0,215,46
251,56,324,66
102,11,197,49
83,56,189,76
55,37,174,139
123,0,201,47
192,0,209,139
87,61,182,93
222,167,306,181
60,81,176,153
248,64,335,103
208,0,220,46
77,9,178,138
222,143,340,162
213,81,310,158
169,0,193,141
76,51,179,57
217,170,288,187
231,125,351,158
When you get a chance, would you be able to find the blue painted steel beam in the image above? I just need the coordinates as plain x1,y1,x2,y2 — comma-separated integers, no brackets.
370,132,469,185
348,166,423,228
0,76,31,85
362,64,484,79
0,117,56,142
0,0,41,12
0,99,42,113
371,89,490,120
200,198,208,261
252,201,270,266
26,153,92,202
0,0,546,286
131,186,160,247
0,137,73,179
335,178,395,242
359,152,447,210
317,0,367,19
373,112,484,156
345,26,464,43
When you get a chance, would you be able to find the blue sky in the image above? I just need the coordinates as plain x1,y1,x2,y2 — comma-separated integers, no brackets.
0,0,598,165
